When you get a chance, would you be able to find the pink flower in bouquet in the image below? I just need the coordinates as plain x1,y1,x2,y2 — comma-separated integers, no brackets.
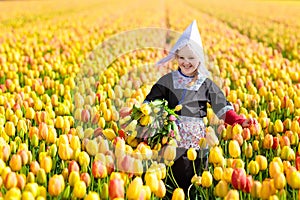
169,115,176,121
169,130,175,138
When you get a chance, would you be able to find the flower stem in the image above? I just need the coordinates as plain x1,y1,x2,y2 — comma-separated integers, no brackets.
192,161,196,175
187,184,193,200
170,166,179,188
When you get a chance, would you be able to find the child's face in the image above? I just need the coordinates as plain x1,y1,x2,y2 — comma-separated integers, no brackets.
176,45,200,76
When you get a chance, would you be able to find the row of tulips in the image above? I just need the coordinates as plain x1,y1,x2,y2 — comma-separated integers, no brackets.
182,0,300,61
1,0,300,199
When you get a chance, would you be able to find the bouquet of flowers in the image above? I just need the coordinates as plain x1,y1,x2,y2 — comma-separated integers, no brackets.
120,99,181,149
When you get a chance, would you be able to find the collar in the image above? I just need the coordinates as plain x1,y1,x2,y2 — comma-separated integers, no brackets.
178,68,194,78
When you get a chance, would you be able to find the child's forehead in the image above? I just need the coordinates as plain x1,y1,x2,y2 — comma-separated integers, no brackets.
177,45,197,57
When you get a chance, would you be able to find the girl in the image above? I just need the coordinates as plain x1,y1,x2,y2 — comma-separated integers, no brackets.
144,20,256,198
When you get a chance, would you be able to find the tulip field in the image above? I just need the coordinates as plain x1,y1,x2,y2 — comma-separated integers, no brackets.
1,0,300,199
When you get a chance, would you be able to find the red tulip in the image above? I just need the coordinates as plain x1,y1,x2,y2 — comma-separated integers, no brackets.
231,168,246,190
243,175,253,193
296,156,300,171
272,136,280,150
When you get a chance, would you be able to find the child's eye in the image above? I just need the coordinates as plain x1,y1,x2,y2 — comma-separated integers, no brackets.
188,57,195,60
179,57,184,59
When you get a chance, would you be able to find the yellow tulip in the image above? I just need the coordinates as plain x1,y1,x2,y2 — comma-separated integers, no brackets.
224,189,239,200
73,180,86,199
187,148,197,161
250,180,262,198
154,180,166,198
229,140,240,158
25,107,35,120
84,192,100,200
274,173,286,190
140,103,151,115
201,171,213,187
214,180,228,198
140,115,151,126
222,167,233,183
171,188,185,200
208,146,223,165
260,179,276,199
255,155,268,171
248,160,259,175
102,128,116,141
40,156,52,173
126,176,143,199
68,171,80,187
5,121,15,137
145,171,158,192
5,187,21,200
213,167,223,181
163,145,176,161
274,119,284,133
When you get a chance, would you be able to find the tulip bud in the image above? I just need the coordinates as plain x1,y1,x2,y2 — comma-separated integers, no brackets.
84,192,100,200
9,154,22,172
145,171,158,192
229,140,240,158
30,161,40,175
269,160,282,178
37,168,47,185
40,156,52,173
73,180,86,199
260,179,276,199
287,170,300,189
187,148,197,161
171,188,185,200
5,187,21,200
4,171,18,189
274,172,286,190
255,155,268,171
250,180,262,198
201,171,213,188
213,167,223,181
85,139,98,156
274,119,284,133
198,138,207,149
214,180,228,197
206,126,219,147
224,189,239,200
248,160,259,175
139,115,151,126
208,146,224,165
163,145,176,161
92,160,107,179
252,140,259,151
102,128,117,141
78,151,90,167
127,176,143,199
231,168,246,190
263,134,273,149
48,175,65,197
109,178,124,199
154,180,166,198
5,121,15,137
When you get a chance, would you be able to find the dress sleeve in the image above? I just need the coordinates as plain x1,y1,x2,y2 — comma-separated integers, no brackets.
144,83,168,102
207,79,234,119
